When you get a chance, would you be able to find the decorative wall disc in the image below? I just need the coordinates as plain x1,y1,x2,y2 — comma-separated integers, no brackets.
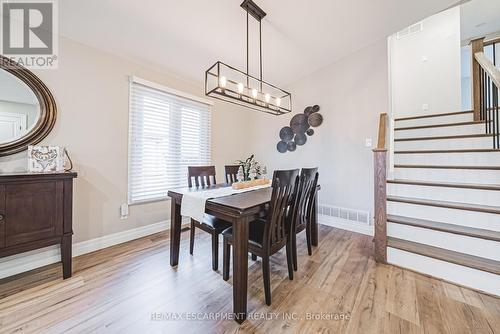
276,104,323,153
290,113,309,134
279,126,294,141
308,113,323,127
277,141,288,153
294,133,307,146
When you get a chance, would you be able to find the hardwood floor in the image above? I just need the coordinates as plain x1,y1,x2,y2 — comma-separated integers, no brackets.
0,225,499,333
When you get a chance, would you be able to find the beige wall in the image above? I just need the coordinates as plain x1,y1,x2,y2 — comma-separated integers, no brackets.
0,37,252,243
246,40,389,218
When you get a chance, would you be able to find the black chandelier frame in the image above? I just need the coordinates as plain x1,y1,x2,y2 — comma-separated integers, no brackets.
204,0,292,116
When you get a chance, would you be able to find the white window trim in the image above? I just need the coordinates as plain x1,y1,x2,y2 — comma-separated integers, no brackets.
127,76,212,206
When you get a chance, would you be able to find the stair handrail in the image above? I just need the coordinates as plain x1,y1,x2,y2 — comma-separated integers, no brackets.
474,52,500,89
373,113,388,263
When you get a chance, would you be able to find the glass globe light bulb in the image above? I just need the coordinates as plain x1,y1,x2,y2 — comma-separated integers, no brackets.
264,93,271,103
276,97,281,107
237,83,244,94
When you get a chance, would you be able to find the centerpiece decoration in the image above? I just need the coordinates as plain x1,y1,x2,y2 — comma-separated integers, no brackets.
232,154,270,189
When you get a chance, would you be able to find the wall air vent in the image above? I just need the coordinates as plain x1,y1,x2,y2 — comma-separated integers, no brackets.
396,22,423,39
318,204,370,225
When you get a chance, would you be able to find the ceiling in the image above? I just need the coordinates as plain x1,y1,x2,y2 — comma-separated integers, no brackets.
60,0,462,86
461,0,500,43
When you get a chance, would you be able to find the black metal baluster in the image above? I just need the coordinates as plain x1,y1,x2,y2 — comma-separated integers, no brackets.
493,82,497,148
480,68,484,121
494,85,499,148
485,70,489,133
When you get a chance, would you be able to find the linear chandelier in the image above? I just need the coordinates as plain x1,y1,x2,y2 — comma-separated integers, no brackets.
205,0,292,116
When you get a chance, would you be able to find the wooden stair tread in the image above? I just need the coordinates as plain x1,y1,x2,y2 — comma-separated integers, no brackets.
388,179,500,191
395,149,500,154
395,121,486,131
395,134,493,142
387,215,500,242
387,196,500,214
394,164,500,170
387,237,500,275
395,110,473,121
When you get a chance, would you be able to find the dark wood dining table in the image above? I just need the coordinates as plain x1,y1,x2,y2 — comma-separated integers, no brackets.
167,184,319,323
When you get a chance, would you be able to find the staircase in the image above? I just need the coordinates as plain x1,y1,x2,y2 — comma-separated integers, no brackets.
385,110,500,296
372,37,500,296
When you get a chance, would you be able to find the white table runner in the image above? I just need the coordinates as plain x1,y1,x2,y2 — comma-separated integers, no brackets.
180,184,271,222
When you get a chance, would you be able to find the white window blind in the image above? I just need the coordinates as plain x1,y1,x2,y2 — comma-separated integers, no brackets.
128,78,211,204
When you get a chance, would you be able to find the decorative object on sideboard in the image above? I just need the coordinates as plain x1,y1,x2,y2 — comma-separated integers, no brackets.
204,0,292,116
64,148,74,171
277,105,324,153
28,145,67,172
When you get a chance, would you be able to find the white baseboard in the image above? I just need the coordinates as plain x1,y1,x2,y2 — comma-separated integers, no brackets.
318,214,374,236
0,220,170,279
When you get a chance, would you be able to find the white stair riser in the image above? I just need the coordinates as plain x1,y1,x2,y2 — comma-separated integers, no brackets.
395,124,486,139
388,183,500,207
393,168,500,184
388,223,500,261
387,201,500,232
387,248,500,296
395,137,492,151
395,113,473,128
395,152,500,165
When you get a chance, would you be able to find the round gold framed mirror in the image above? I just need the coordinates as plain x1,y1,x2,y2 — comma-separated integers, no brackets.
0,55,57,156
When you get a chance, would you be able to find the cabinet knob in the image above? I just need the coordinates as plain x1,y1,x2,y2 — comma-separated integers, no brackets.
0,214,4,221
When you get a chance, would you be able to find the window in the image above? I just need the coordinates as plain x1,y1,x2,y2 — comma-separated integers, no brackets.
128,77,211,204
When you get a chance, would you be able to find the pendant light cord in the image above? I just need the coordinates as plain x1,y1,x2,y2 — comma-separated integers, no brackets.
259,20,263,90
245,5,264,89
246,10,249,87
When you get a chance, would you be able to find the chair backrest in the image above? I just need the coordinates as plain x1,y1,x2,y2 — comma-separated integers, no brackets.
225,165,241,184
294,168,319,232
187,166,216,187
263,169,299,252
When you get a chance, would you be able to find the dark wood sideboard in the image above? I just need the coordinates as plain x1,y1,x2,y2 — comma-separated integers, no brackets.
0,172,77,279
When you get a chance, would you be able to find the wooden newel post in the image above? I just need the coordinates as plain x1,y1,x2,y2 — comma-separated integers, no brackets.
471,38,484,121
373,148,387,263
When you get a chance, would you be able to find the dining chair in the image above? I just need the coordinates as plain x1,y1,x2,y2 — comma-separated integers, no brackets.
187,166,232,271
222,169,299,306
224,165,241,184
291,168,319,271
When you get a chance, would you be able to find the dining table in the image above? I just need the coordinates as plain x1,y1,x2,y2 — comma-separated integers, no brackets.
167,184,319,323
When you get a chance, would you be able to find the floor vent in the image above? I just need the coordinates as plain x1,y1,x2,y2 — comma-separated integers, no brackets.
318,204,370,225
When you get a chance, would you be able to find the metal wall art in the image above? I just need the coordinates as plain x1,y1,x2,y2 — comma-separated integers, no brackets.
277,105,323,153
